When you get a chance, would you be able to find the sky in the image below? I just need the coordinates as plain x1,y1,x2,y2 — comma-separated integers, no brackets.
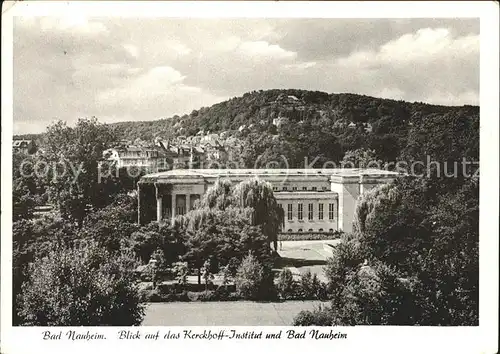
13,17,479,134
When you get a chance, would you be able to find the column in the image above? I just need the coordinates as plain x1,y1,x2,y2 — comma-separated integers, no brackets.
137,183,142,224
171,193,177,225
156,195,162,223
186,194,191,212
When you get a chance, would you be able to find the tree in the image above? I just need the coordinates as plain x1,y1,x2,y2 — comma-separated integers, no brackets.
172,261,189,290
178,208,270,285
17,240,144,326
342,175,479,325
232,177,284,251
80,193,139,253
41,118,118,227
12,153,42,221
323,232,364,303
197,178,235,210
341,148,381,169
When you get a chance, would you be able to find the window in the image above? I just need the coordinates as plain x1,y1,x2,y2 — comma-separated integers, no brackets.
312,186,317,191
308,229,313,232
287,229,293,233
287,204,293,221
298,203,303,220
292,186,297,191
273,186,278,191
319,228,324,232
308,203,313,220
329,203,335,220
319,204,324,220
302,187,307,191
329,228,334,233
283,186,288,191
298,228,303,233
322,186,328,191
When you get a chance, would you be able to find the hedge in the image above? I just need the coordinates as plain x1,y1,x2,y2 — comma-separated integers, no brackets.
278,231,343,241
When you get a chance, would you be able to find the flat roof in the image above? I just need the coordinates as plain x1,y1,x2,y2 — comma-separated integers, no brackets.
142,168,400,179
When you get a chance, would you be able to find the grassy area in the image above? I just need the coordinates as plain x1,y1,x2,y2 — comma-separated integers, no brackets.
142,300,328,326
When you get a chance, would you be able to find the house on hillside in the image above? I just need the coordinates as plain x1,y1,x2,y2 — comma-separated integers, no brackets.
13,139,37,154
104,145,169,172
272,117,289,128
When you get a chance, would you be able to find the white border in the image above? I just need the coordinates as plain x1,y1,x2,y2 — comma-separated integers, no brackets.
1,1,498,354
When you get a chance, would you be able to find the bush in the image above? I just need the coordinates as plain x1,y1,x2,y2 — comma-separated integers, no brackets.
292,305,334,326
278,231,343,241
17,241,145,326
277,268,297,300
235,252,276,301
188,290,218,302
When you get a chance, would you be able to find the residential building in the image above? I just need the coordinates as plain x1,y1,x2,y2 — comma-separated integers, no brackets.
13,139,37,154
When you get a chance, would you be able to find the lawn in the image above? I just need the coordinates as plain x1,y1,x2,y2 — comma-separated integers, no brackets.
142,300,328,326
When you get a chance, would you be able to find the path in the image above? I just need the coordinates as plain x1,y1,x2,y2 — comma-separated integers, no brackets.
276,239,341,282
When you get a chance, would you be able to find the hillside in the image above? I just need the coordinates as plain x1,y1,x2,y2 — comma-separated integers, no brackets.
15,89,479,169
109,89,479,168
111,89,476,140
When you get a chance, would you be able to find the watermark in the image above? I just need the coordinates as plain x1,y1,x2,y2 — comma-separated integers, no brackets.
15,155,479,185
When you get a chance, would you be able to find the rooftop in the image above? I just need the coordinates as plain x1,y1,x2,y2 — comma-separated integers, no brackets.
142,168,401,180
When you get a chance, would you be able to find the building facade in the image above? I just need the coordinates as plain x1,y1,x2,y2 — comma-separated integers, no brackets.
104,146,169,171
137,168,399,233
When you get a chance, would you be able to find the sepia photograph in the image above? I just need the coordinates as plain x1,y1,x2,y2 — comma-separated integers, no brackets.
1,2,498,353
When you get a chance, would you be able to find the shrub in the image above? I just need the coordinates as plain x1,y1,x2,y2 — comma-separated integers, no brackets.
292,305,334,326
277,268,297,300
235,252,276,300
278,231,343,241
17,241,145,326
299,271,328,300
192,290,218,302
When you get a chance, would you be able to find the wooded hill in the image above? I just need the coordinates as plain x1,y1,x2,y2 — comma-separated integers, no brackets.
110,89,479,167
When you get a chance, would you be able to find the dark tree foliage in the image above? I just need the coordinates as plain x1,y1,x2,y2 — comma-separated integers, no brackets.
310,175,479,326
18,240,144,326
79,193,140,254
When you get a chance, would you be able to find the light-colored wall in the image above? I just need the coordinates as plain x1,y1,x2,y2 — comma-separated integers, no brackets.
330,177,360,233
276,193,338,232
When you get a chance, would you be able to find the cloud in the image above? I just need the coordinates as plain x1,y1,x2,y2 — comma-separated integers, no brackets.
333,27,479,105
284,61,317,70
238,41,297,60
13,18,480,134
123,44,139,58
39,16,108,35
95,66,226,121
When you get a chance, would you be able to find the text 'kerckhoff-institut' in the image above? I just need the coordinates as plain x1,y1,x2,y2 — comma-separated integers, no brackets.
137,168,400,233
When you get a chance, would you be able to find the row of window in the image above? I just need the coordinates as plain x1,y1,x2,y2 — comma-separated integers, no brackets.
272,186,328,192
286,228,335,233
279,203,336,221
